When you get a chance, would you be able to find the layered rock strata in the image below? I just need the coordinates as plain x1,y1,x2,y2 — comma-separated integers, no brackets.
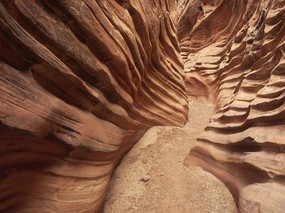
2,0,285,212
179,0,285,212
0,0,188,212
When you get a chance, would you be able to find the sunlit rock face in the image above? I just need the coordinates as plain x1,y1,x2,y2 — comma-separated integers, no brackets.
179,0,285,212
0,0,188,212
1,0,285,212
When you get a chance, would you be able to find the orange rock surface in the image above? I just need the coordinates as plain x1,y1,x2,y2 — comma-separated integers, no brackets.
179,0,285,212
1,0,285,212
0,0,188,212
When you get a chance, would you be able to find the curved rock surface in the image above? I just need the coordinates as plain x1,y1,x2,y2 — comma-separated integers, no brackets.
179,0,285,212
0,0,188,212
1,0,285,212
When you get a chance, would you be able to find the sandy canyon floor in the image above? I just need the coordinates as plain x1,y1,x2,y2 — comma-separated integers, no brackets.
103,97,238,213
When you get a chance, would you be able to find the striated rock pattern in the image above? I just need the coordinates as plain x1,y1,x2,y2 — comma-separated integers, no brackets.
180,0,285,212
0,0,188,212
1,0,285,212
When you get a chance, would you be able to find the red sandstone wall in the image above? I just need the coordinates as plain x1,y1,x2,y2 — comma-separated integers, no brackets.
179,0,285,212
1,0,284,212
0,1,188,212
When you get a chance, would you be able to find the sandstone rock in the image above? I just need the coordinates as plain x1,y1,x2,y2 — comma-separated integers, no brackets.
1,0,285,212
141,175,151,182
181,0,285,211
239,183,285,213
0,0,188,212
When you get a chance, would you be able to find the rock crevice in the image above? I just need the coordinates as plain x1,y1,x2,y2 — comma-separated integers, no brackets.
179,0,285,212
0,0,285,212
0,0,188,212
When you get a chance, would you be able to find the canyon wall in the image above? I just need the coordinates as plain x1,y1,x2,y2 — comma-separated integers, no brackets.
0,0,188,212
179,0,285,212
1,0,285,212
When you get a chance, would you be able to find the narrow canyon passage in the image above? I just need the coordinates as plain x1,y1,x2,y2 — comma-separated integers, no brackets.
1,0,285,212
104,97,237,213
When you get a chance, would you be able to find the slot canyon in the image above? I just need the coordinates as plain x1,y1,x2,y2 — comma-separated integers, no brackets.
0,0,284,212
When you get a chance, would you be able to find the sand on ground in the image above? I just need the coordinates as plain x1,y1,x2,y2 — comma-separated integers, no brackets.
103,97,238,213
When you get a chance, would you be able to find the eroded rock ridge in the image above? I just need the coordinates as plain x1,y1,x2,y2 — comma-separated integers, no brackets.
0,0,188,212
1,0,285,212
179,0,285,212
